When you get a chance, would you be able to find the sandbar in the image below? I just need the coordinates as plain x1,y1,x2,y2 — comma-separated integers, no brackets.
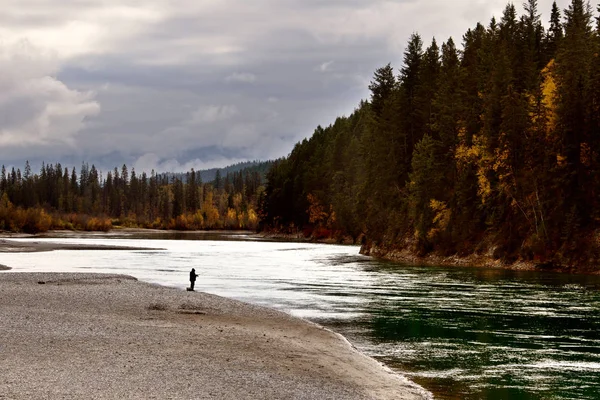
0,273,430,399
0,238,163,253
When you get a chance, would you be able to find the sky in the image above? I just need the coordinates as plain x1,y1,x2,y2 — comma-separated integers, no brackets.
0,0,575,174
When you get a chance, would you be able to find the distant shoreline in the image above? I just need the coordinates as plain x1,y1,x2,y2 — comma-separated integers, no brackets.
0,237,164,253
0,228,264,253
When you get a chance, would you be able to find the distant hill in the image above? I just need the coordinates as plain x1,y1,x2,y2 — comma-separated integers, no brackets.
199,161,273,183
162,160,274,183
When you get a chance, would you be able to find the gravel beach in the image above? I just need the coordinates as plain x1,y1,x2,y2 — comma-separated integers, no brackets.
0,272,430,399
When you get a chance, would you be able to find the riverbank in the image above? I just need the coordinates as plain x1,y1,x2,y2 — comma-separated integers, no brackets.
360,241,600,275
257,230,357,245
0,272,430,399
258,229,600,274
258,225,600,274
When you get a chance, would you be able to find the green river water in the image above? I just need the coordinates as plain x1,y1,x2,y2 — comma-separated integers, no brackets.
3,235,600,399
326,264,600,400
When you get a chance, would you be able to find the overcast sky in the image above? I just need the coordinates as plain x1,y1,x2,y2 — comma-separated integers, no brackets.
0,0,574,174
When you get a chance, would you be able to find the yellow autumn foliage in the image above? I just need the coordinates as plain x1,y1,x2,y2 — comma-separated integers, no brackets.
307,193,328,225
225,208,238,229
427,199,452,240
247,208,258,228
202,191,220,228
232,193,243,211
540,59,558,133
192,210,204,227
455,131,495,204
493,135,514,190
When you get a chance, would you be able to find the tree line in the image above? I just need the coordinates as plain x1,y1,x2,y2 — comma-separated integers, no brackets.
0,161,268,233
260,0,600,266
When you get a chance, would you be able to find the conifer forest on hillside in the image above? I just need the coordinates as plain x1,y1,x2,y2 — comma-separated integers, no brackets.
260,0,600,269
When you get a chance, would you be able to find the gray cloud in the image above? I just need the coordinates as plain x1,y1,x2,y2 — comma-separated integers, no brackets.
225,72,257,84
0,0,575,173
0,40,100,158
188,105,239,124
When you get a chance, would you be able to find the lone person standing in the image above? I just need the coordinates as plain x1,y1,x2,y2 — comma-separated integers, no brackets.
189,268,199,291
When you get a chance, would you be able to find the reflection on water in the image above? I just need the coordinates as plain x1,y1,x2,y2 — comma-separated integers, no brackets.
2,233,600,399
342,265,600,400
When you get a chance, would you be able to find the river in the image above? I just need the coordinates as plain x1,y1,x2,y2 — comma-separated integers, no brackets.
1,232,599,399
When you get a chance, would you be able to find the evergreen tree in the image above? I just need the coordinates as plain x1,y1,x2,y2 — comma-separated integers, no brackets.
420,38,441,136
400,33,425,155
554,0,594,236
172,178,185,217
362,66,403,238
432,38,461,149
368,63,396,117
214,170,222,191
0,166,6,195
545,1,564,62
521,0,544,88
461,23,487,143
187,168,199,212
408,134,447,251
62,167,70,212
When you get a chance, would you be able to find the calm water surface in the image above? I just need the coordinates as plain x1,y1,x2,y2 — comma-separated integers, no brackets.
2,232,600,399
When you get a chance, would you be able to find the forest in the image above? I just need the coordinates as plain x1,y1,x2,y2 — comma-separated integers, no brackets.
260,0,600,267
0,161,270,232
2,0,600,268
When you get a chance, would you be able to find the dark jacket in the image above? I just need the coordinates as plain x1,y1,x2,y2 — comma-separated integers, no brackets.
190,269,198,282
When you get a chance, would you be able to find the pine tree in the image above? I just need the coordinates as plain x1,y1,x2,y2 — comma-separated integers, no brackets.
400,33,425,155
187,168,199,212
0,166,6,196
362,65,404,239
130,168,139,215
554,0,594,233
22,161,35,208
368,63,396,117
588,3,600,221
420,38,441,135
461,23,486,143
408,134,447,251
89,165,100,213
432,38,461,149
172,178,185,218
545,1,564,63
61,167,70,212
148,170,158,221
214,170,222,191
70,167,78,203
521,0,544,89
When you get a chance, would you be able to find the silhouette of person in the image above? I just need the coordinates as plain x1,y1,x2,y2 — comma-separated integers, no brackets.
189,268,199,291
